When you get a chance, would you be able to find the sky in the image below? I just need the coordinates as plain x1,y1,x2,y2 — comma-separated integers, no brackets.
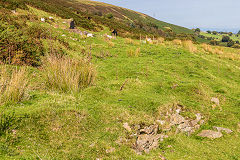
95,0,240,32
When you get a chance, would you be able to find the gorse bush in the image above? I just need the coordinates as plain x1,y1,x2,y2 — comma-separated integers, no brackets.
43,55,96,93
0,66,29,105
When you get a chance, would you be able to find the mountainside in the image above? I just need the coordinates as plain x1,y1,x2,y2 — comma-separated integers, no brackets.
11,0,194,39
0,0,240,159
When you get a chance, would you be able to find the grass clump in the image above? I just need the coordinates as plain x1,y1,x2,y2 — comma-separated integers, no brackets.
0,66,29,105
182,40,197,53
127,48,141,57
42,55,96,93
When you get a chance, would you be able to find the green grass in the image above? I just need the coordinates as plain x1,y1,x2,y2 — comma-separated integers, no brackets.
200,32,240,41
0,6,240,160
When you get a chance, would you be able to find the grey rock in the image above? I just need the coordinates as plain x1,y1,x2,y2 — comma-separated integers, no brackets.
140,124,158,134
213,126,233,134
197,130,223,139
135,134,167,153
170,113,185,126
123,122,131,132
211,97,220,106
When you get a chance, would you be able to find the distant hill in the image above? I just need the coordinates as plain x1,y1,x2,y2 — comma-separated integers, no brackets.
23,0,194,38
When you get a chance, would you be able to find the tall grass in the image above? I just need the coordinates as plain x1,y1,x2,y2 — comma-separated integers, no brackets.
127,48,141,57
42,55,96,93
172,39,182,45
182,40,197,53
0,66,29,105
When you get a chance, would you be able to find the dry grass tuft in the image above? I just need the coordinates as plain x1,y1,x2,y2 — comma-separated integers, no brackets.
108,41,115,47
42,55,96,93
125,38,134,44
173,39,182,45
157,37,165,44
182,40,197,53
127,48,141,57
0,66,29,104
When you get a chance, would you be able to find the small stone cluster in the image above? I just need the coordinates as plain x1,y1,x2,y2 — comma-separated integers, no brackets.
122,103,234,154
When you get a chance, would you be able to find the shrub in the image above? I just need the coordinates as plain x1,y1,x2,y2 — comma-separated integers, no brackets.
212,31,218,35
195,28,200,33
0,66,29,105
227,40,235,47
209,40,219,45
207,30,211,34
222,36,230,42
42,55,96,93
106,13,114,19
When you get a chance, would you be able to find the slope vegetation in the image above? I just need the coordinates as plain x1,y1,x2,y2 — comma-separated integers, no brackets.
0,1,240,160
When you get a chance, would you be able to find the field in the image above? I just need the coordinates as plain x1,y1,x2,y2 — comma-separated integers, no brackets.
200,32,240,41
0,4,240,160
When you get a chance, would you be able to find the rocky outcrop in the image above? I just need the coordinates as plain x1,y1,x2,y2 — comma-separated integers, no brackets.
197,130,223,139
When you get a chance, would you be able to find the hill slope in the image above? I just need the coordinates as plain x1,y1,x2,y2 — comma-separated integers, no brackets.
21,0,194,38
0,1,240,160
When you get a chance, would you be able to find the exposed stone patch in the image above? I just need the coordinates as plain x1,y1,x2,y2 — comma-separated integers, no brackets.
123,122,131,132
133,124,168,154
197,130,223,139
213,126,233,134
211,97,220,106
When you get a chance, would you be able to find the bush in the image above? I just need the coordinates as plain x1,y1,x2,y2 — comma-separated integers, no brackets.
222,36,230,42
0,66,29,105
212,31,218,35
106,13,114,19
227,40,234,47
43,55,96,93
209,40,219,45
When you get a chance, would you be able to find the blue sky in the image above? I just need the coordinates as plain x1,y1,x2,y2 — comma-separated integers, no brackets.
96,0,240,32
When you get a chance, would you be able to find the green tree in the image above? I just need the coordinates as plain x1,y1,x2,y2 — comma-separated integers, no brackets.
222,36,230,42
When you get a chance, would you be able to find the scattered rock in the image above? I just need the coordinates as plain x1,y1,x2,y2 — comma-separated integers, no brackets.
87,33,94,37
197,130,223,139
213,126,233,134
106,147,115,154
49,16,53,20
211,97,220,106
156,120,166,125
140,124,158,135
159,154,167,160
123,122,131,132
170,113,185,126
135,134,167,154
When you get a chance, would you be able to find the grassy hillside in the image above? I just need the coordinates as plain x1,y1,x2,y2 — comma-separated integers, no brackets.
21,0,194,39
0,1,240,160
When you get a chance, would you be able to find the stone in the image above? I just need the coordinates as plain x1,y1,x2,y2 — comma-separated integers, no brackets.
197,130,223,139
123,122,131,132
49,16,53,19
140,124,158,135
156,120,166,125
87,33,94,37
106,147,115,153
213,126,233,134
170,113,185,126
190,113,202,126
135,134,166,153
211,97,220,106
